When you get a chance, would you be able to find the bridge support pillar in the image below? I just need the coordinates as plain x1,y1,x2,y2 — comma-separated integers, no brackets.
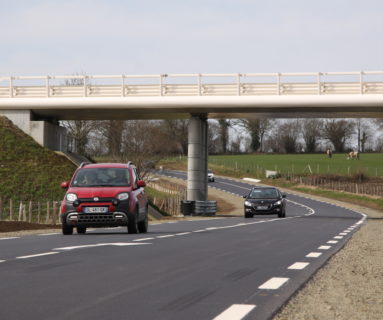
187,114,208,201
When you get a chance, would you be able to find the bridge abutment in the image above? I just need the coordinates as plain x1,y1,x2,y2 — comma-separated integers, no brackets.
0,110,67,151
187,114,208,201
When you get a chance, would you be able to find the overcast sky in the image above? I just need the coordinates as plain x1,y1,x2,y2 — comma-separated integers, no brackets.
1,0,382,76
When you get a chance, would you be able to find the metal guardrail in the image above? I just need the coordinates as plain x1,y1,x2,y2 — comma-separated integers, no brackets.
1,72,383,98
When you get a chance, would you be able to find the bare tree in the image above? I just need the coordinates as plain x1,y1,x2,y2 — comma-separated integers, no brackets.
356,119,373,152
302,119,323,153
163,119,189,155
278,120,301,153
322,119,355,152
218,119,231,153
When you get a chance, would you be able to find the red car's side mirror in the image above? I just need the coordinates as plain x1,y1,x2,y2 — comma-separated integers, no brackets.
137,180,146,188
61,181,69,189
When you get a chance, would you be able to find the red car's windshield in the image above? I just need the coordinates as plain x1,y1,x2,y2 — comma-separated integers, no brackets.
71,168,130,187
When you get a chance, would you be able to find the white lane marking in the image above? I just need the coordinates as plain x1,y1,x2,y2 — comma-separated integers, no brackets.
193,229,206,233
339,232,347,236
213,304,256,320
0,260,5,263
38,233,59,236
16,252,59,259
343,230,351,233
306,252,322,258
206,227,218,230
288,262,309,270
156,235,175,238
334,236,343,239
0,237,20,240
318,245,331,250
175,232,191,236
54,243,150,250
133,237,154,241
327,240,338,244
259,277,289,290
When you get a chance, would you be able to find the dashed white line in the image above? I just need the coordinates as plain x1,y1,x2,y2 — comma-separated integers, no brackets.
318,245,331,250
0,237,20,240
156,235,175,238
213,304,256,320
334,236,343,239
175,232,191,236
38,233,59,236
259,277,289,290
193,229,206,233
0,260,5,263
339,232,347,236
133,237,154,241
288,262,309,270
306,252,322,258
16,252,59,259
327,240,338,244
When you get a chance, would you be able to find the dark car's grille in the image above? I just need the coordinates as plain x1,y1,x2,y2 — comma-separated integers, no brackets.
78,214,115,223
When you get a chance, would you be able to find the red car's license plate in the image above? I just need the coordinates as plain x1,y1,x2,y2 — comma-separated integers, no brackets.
84,207,108,213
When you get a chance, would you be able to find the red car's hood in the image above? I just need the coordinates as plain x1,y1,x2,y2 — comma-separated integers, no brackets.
68,187,132,198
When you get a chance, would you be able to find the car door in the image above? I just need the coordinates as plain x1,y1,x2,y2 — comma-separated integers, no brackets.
132,168,147,218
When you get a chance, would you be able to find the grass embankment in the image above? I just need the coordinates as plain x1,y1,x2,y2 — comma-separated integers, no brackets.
160,155,383,212
0,116,76,202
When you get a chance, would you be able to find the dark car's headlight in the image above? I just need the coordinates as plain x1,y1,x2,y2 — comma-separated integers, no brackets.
244,201,252,206
274,200,282,206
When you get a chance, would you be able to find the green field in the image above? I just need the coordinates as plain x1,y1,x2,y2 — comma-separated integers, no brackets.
163,153,383,178
209,153,383,177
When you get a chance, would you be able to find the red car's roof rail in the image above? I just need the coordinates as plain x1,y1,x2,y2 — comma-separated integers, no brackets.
79,162,91,168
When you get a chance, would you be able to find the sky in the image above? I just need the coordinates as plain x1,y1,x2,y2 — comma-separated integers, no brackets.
1,0,383,77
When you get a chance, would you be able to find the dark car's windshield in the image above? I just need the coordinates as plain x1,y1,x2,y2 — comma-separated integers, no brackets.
71,168,130,187
249,188,279,199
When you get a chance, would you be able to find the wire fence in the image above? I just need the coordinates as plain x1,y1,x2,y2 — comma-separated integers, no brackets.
147,180,187,216
0,198,62,224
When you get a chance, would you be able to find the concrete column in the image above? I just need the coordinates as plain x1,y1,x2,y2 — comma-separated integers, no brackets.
187,114,208,201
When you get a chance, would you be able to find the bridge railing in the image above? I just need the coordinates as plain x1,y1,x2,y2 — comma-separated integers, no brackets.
1,72,383,98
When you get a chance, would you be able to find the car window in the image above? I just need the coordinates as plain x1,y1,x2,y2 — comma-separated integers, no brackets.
249,188,279,199
71,168,130,187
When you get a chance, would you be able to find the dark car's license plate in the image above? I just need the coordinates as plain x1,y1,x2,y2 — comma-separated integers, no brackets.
257,206,268,210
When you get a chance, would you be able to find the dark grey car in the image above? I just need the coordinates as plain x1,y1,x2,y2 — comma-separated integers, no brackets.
243,187,286,218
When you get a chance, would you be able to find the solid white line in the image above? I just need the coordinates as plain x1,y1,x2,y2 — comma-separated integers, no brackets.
306,252,322,258
0,237,20,240
259,277,289,290
288,262,309,270
318,245,331,250
175,232,191,236
16,252,59,259
213,304,256,320
156,235,175,238
0,260,5,263
193,229,206,233
327,240,338,244
38,233,59,236
206,227,218,230
133,237,154,241
334,236,343,239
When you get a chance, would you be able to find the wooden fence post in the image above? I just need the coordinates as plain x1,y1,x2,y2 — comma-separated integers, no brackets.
46,201,50,224
52,201,57,225
38,201,41,224
28,200,32,223
0,196,2,221
18,201,23,221
9,199,13,220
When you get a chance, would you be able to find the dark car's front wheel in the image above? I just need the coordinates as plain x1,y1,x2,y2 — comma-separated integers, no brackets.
244,211,253,218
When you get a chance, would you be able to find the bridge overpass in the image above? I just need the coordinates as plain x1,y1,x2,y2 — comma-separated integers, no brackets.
1,71,383,201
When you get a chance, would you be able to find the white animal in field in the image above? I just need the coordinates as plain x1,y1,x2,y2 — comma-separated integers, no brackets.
347,151,359,160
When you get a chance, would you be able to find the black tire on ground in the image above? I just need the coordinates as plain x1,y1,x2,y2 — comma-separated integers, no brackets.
128,212,139,234
138,213,148,233
77,226,87,234
278,210,285,218
244,212,253,218
62,223,73,235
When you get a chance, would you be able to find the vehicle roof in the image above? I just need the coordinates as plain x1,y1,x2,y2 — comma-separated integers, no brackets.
79,163,132,169
251,186,278,190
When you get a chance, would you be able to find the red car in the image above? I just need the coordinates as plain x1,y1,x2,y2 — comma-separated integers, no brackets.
60,162,148,235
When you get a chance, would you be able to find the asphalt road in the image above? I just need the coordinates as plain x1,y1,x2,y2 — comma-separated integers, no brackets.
0,171,365,320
